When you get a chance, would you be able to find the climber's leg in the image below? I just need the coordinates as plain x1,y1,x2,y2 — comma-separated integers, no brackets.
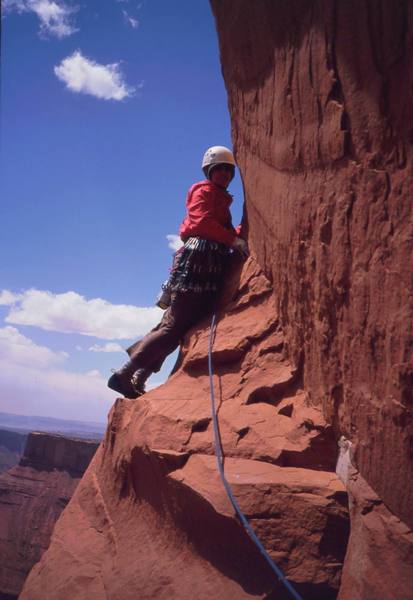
108,290,215,398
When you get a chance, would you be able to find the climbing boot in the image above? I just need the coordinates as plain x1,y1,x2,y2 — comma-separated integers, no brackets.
131,368,150,396
107,370,136,398
107,365,150,398
107,359,139,398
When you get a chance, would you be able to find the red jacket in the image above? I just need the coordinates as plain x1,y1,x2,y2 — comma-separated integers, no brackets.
179,180,237,247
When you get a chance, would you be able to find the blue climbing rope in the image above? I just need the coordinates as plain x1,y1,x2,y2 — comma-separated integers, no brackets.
208,313,304,600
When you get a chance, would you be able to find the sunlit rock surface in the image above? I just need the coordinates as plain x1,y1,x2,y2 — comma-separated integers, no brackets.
211,1,413,597
20,1,413,599
20,260,348,600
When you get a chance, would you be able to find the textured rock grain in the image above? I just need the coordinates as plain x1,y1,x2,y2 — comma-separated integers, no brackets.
0,432,98,598
211,0,413,526
210,1,413,596
21,261,348,600
338,469,413,600
20,1,413,598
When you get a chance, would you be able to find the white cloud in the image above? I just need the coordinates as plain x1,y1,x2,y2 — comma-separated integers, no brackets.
0,360,114,422
122,9,139,28
0,290,22,306
0,326,115,421
3,0,78,39
3,288,162,340
0,326,67,368
0,316,173,422
30,0,78,38
166,234,183,252
89,342,124,353
54,50,135,101
84,369,101,377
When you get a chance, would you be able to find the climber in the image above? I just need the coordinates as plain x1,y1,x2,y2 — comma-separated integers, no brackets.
107,145,249,398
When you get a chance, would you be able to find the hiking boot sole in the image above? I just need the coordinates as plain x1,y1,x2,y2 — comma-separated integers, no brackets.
107,373,138,398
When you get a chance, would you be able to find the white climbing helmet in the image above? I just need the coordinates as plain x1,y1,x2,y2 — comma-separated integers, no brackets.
202,146,236,176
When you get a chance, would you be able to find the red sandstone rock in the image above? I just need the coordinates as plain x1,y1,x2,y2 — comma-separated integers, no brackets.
0,429,27,473
210,0,413,596
0,432,98,598
20,2,413,598
211,0,413,526
21,261,348,600
338,469,413,600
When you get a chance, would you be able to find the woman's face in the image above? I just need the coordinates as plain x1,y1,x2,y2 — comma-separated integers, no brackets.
210,164,234,189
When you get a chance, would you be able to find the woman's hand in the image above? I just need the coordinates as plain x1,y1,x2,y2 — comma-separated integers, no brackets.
231,236,249,259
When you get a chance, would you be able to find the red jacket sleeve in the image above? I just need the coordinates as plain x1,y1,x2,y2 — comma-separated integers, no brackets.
182,187,236,247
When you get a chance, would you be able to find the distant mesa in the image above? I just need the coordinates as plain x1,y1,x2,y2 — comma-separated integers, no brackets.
0,411,105,441
0,430,100,599
0,428,27,473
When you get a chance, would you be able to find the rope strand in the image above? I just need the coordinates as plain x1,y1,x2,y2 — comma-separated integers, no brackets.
208,313,304,600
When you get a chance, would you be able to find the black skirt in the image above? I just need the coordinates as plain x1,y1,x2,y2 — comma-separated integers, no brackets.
168,237,231,293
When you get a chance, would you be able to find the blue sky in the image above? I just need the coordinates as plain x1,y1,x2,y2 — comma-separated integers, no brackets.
0,0,244,423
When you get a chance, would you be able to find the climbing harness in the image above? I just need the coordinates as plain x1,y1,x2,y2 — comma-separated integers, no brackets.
208,313,304,600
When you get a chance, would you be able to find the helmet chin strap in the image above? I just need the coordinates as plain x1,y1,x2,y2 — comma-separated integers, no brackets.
207,164,216,179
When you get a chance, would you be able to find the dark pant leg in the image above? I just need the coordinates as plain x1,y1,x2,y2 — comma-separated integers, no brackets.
127,290,215,373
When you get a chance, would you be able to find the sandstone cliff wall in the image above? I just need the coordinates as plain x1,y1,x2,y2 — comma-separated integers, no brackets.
0,429,27,473
210,2,413,596
20,261,349,600
212,0,413,529
0,432,98,599
18,2,413,599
